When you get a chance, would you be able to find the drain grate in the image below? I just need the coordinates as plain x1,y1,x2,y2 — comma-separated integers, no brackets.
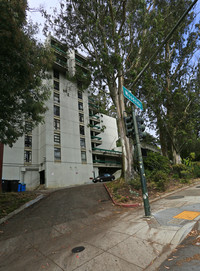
196,186,200,188
72,246,85,253
167,195,184,200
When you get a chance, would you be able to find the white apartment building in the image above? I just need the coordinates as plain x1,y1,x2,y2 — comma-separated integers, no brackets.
2,37,122,190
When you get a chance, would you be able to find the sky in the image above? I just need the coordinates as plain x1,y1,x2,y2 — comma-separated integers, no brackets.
28,0,200,42
27,0,60,41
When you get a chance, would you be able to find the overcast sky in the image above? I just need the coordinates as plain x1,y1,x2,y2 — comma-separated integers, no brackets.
28,0,200,42
27,0,60,41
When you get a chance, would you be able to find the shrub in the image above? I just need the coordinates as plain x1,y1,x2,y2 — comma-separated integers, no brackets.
172,164,187,178
192,164,200,178
143,152,171,173
180,170,191,179
128,177,141,190
148,170,168,191
180,178,190,184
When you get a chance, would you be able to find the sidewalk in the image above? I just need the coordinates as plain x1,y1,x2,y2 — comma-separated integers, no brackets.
1,182,200,271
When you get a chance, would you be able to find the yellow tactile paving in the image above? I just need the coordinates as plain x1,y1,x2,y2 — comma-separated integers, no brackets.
174,211,200,220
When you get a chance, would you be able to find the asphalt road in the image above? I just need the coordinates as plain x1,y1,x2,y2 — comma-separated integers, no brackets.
0,183,123,241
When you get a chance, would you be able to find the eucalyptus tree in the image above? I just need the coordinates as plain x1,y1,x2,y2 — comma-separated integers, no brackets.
45,0,156,180
134,0,200,164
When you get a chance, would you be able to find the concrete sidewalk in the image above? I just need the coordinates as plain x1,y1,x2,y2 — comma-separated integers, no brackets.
1,182,200,271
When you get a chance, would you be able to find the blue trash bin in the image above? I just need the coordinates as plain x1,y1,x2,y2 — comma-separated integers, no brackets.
18,183,22,192
21,184,26,192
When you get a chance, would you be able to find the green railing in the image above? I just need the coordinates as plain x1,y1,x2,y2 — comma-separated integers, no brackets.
56,57,67,67
88,103,99,109
51,44,66,55
89,114,100,119
93,160,121,164
92,148,122,154
88,97,95,102
75,57,84,64
90,124,100,129
91,136,102,140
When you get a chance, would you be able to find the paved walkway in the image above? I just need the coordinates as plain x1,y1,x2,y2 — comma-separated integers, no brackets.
1,182,200,271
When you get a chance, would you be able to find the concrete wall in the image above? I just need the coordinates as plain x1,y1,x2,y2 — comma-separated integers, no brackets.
98,114,118,150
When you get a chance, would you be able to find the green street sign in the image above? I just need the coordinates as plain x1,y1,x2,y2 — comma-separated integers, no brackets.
123,86,143,110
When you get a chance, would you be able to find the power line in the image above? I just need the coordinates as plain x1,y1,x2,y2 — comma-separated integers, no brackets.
131,0,199,87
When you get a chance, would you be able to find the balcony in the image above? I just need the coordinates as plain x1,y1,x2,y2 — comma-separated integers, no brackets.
89,124,101,134
51,44,67,56
92,148,122,157
89,114,100,123
93,159,121,168
91,136,102,145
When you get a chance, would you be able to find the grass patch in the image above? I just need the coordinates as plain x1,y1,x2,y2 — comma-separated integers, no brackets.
0,192,38,219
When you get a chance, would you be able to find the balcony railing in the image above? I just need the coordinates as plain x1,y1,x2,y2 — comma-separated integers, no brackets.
92,148,122,154
93,160,121,164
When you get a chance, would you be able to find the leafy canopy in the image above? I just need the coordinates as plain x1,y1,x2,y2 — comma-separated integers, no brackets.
0,0,52,146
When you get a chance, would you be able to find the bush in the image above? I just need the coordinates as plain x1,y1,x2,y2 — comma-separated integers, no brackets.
143,152,171,173
172,164,187,178
180,170,191,179
192,164,200,178
180,178,190,184
148,170,168,191
128,177,141,190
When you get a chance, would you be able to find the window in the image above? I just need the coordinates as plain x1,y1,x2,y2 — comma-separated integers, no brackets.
54,105,60,116
80,138,86,148
54,147,61,160
54,118,60,130
79,113,84,123
78,102,83,111
24,150,32,163
54,92,60,103
80,125,85,135
53,69,59,79
78,91,83,99
25,135,32,148
54,80,59,91
54,133,61,144
81,151,87,162
25,121,32,132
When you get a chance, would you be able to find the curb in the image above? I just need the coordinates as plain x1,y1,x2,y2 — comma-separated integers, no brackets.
0,194,45,225
104,180,200,208
104,184,141,208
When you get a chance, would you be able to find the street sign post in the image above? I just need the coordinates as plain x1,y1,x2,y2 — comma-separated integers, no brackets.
123,86,143,110
123,85,151,217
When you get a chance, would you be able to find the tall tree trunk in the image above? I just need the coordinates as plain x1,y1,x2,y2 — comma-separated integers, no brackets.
159,125,168,158
114,74,133,181
172,143,181,164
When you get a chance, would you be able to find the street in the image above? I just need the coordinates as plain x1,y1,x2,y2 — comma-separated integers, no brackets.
1,182,200,271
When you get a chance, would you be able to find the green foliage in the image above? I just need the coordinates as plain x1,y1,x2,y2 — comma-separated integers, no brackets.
143,152,171,173
192,164,200,178
128,177,141,191
148,170,168,191
172,164,187,178
0,0,52,146
180,178,190,184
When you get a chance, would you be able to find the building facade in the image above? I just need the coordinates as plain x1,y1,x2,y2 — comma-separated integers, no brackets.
2,37,122,189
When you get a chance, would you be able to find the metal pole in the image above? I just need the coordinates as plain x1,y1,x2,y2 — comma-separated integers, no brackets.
132,105,151,217
0,143,4,192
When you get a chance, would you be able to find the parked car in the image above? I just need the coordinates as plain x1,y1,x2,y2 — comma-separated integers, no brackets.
92,173,115,183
